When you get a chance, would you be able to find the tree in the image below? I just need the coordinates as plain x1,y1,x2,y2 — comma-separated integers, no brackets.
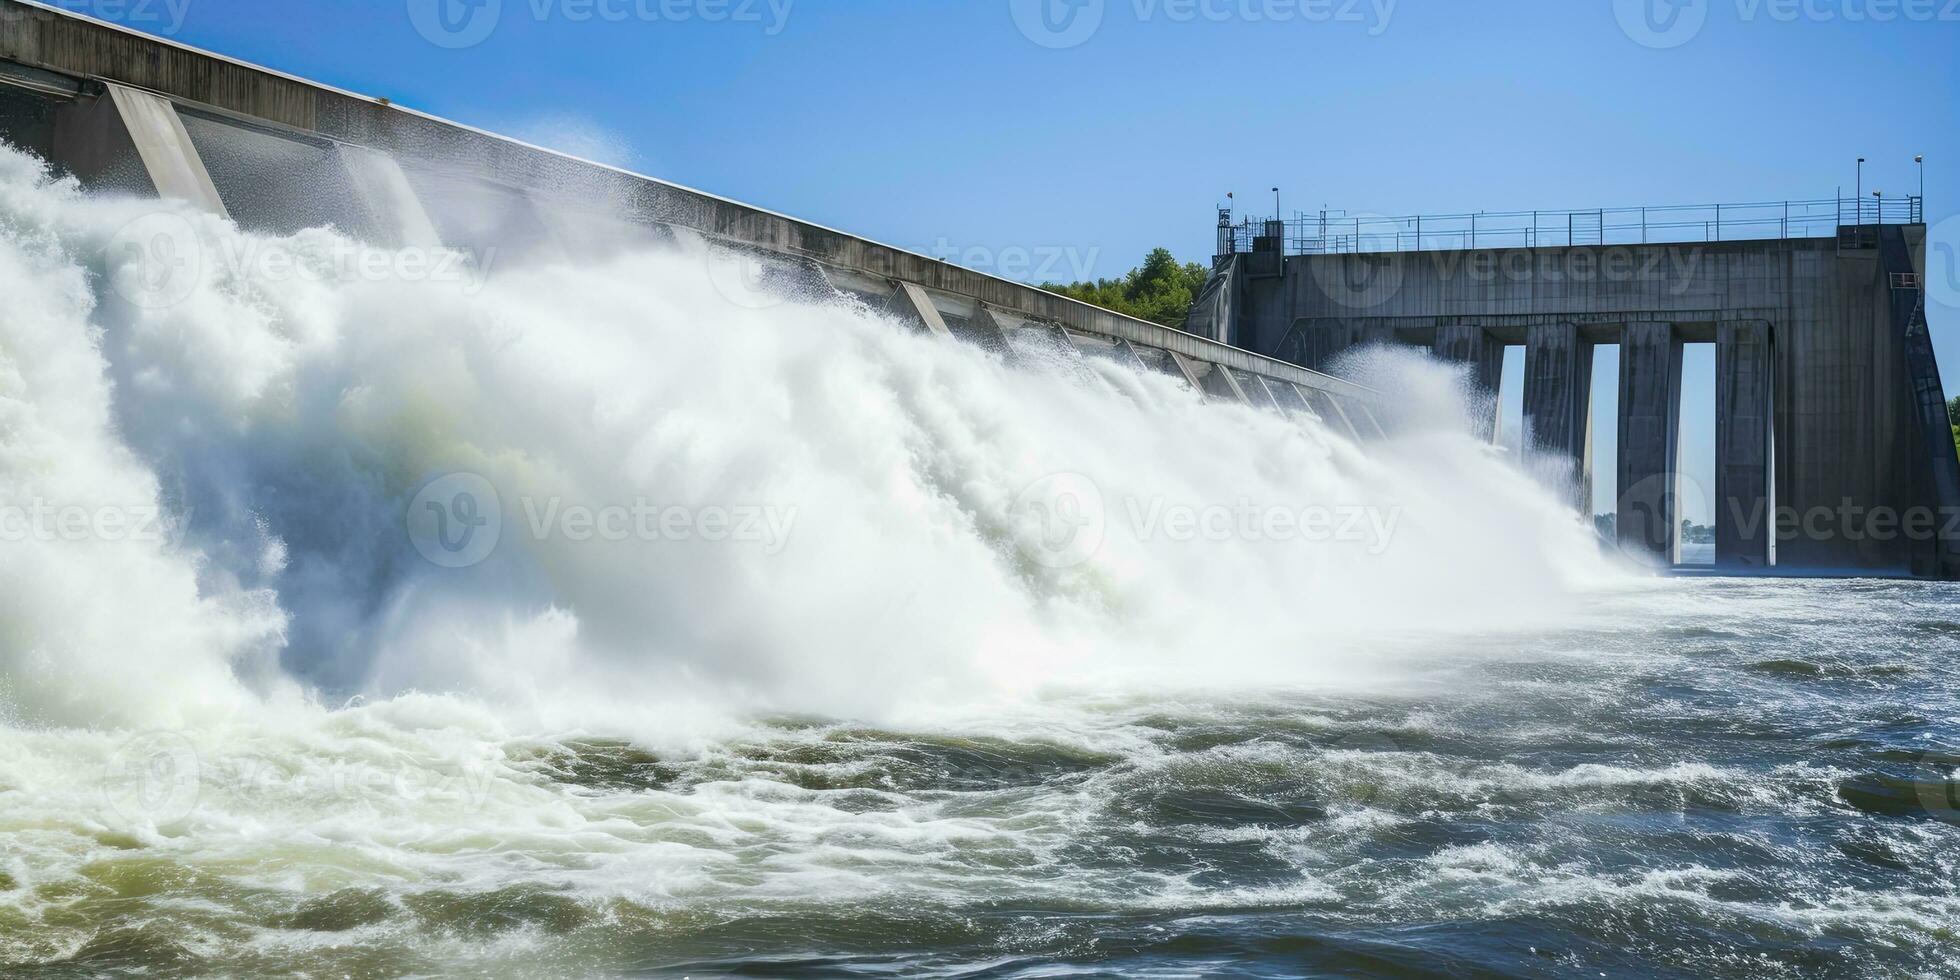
1041,247,1211,329
1951,398,1960,461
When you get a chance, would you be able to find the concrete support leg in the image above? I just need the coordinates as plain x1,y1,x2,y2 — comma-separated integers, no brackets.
1112,338,1151,374
968,308,1014,351
1617,321,1684,564
1716,320,1774,568
1348,398,1389,439
1167,350,1210,400
1237,370,1282,412
1433,323,1504,441
884,281,953,339
1522,323,1595,514
1209,363,1251,403
338,144,442,248
53,82,228,215
1296,384,1361,440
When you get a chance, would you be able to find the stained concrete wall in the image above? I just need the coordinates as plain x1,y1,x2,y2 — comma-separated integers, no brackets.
1223,235,1953,575
1522,323,1594,515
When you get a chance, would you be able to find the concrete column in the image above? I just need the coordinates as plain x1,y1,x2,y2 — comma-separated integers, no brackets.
53,82,228,215
1716,320,1774,568
884,281,953,339
1522,323,1595,514
1295,384,1361,440
1432,323,1504,441
1112,338,1151,374
1209,363,1251,403
1617,321,1684,564
1166,350,1210,400
1237,370,1282,412
338,144,442,248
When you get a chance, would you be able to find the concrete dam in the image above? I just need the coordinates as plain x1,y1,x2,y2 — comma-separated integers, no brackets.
0,0,1381,446
0,0,1951,579
1187,205,1958,579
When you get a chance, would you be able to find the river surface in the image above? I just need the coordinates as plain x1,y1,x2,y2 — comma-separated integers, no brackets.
3,578,1955,978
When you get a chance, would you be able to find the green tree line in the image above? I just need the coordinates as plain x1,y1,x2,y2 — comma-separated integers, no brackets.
1950,396,1960,461
1040,248,1210,328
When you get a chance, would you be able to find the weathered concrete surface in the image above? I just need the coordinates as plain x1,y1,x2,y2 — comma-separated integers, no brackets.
1432,323,1503,441
1522,323,1594,515
0,0,1369,403
1715,320,1773,568
1215,231,1952,575
1618,322,1683,564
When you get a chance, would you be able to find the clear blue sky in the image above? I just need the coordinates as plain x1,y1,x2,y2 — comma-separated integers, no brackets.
62,0,1960,519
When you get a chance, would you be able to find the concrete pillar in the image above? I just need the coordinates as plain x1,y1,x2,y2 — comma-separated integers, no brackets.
1522,323,1595,514
1237,370,1282,412
1347,398,1390,440
1112,338,1151,374
53,82,228,215
1209,363,1251,403
969,308,1014,351
884,281,953,339
1432,323,1504,441
1716,320,1774,568
1617,321,1684,564
1296,384,1362,440
337,144,442,249
1166,350,1210,400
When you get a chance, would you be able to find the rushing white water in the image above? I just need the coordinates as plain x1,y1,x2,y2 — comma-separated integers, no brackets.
0,141,1620,738
5,142,1801,975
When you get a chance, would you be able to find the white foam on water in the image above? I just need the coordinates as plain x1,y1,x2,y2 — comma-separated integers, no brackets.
0,140,1703,970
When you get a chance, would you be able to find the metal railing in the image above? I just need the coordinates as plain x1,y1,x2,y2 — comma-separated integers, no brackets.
1223,196,1925,256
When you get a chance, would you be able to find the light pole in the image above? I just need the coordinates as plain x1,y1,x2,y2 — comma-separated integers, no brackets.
1916,155,1925,219
1272,187,1280,222
1856,157,1866,224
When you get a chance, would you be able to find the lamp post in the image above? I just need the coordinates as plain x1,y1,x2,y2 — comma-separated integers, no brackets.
1916,155,1925,219
1856,157,1866,225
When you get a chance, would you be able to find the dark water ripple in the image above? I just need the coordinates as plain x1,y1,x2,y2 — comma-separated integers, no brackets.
6,579,1959,977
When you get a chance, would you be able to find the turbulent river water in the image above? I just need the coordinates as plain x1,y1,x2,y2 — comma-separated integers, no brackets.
1,143,1956,977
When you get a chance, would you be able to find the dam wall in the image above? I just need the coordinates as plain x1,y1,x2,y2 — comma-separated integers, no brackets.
0,0,1379,440
1208,223,1960,577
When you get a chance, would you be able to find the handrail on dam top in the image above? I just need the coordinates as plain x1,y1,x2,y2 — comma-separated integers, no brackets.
1220,195,1925,256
